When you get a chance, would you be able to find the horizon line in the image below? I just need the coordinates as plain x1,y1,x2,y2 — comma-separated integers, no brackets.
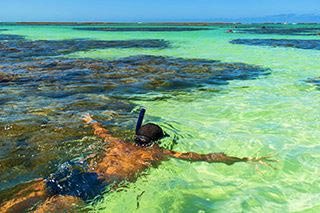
1,21,320,25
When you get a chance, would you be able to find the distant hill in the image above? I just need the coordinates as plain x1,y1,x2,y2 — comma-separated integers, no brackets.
154,14,320,24
230,14,320,23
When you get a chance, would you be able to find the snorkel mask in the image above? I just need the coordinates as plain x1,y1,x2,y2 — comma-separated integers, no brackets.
134,109,165,146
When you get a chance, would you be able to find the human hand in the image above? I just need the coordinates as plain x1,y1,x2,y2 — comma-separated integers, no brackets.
246,155,279,171
82,113,94,124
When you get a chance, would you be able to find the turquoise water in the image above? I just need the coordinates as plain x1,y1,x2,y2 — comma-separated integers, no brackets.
1,24,320,212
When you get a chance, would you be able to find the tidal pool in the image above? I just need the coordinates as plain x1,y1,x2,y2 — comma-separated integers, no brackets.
0,23,320,212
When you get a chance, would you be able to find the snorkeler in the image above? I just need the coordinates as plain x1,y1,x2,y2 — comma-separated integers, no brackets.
0,109,275,212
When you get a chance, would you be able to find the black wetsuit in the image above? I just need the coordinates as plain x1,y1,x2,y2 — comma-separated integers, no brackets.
45,160,106,202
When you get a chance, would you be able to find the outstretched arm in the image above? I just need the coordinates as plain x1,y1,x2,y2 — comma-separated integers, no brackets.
82,114,120,143
163,150,248,165
162,149,276,166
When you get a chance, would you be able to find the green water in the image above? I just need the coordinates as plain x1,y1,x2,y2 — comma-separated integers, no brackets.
1,24,320,212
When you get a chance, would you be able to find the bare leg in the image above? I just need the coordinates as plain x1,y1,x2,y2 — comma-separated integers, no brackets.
34,195,84,213
0,179,47,212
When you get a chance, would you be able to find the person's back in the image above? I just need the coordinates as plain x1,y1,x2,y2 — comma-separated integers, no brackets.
93,139,165,183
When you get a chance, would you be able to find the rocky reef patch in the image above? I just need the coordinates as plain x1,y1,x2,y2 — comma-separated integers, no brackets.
74,27,211,32
0,34,170,60
306,77,320,87
0,34,25,41
235,27,320,36
230,39,320,50
1,55,270,94
0,72,18,83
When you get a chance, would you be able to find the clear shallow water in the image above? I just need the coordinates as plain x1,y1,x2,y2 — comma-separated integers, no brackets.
1,24,320,212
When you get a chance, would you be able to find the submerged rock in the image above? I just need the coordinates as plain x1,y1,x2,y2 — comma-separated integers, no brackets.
230,39,320,50
74,27,211,32
0,72,17,82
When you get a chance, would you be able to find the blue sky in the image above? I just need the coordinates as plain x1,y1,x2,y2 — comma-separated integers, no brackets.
1,0,320,22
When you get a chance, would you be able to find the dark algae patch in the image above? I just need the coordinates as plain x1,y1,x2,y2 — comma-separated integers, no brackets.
10,22,228,26
74,27,212,32
306,78,320,87
1,55,270,94
230,39,320,50
0,34,25,41
0,34,270,198
235,26,320,36
0,35,170,60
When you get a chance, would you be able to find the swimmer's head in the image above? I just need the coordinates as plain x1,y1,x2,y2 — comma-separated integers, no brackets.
135,123,164,146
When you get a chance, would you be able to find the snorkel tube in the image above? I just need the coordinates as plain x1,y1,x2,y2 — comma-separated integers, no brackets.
135,108,146,133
